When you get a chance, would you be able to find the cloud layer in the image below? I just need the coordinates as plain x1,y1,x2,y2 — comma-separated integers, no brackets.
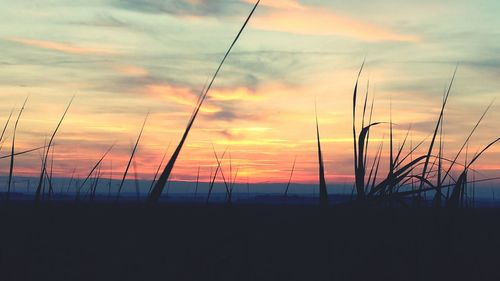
0,0,498,184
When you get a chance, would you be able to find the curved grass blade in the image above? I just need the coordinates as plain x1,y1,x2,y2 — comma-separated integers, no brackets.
0,109,14,152
316,106,328,207
148,143,171,195
417,66,457,197
76,144,115,201
8,97,28,200
35,96,74,201
352,60,365,199
116,113,148,201
447,138,500,208
148,0,261,204
206,147,228,203
284,156,297,197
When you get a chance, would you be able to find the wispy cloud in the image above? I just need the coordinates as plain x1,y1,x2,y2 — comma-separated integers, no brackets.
7,38,119,55
244,0,419,42
114,65,149,76
145,84,221,113
115,0,243,16
209,87,262,101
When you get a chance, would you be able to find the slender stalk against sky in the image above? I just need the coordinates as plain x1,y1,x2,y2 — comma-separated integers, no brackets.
147,0,261,203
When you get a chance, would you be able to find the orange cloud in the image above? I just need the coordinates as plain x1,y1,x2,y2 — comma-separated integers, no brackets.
7,38,118,55
244,0,419,42
209,87,262,101
245,0,304,10
146,84,221,113
115,66,148,76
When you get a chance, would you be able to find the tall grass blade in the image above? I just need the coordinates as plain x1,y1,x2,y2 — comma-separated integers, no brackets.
206,147,228,203
0,146,46,160
284,156,297,197
356,122,383,199
316,107,328,207
194,165,200,199
352,61,365,200
76,144,115,201
447,138,500,208
212,145,231,203
417,67,457,199
0,109,14,152
35,96,74,201
148,0,261,204
116,113,148,201
133,157,140,201
441,100,494,185
148,143,171,195
7,97,28,200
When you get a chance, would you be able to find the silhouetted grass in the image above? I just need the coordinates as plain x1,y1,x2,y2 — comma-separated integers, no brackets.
147,0,261,204
284,156,297,197
0,1,497,210
76,144,115,201
116,113,148,201
206,147,228,203
8,97,28,200
35,96,74,201
315,105,328,207
0,109,13,153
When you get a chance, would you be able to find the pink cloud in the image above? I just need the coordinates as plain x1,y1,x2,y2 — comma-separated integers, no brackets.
7,38,119,55
243,0,419,42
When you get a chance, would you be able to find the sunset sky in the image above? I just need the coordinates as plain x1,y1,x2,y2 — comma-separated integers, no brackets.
0,0,499,185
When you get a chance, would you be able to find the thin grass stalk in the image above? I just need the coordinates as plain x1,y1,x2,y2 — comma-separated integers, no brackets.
0,146,46,160
47,145,55,199
393,139,498,202
66,168,76,194
393,126,412,169
352,61,365,199
194,165,200,199
365,140,383,194
418,67,457,199
211,145,231,203
108,161,113,199
76,144,115,201
229,167,239,201
206,148,228,203
206,167,213,199
284,156,297,197
441,100,494,185
116,113,148,201
363,89,375,171
148,143,171,195
315,107,328,207
148,0,261,204
447,138,499,208
90,164,102,201
133,157,140,201
388,99,395,196
39,138,48,200
0,109,14,152
396,134,429,167
370,138,385,193
35,97,74,201
356,123,383,193
433,94,446,207
229,151,232,193
8,97,28,200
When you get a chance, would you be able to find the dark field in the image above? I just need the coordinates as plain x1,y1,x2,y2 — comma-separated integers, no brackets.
1,202,500,281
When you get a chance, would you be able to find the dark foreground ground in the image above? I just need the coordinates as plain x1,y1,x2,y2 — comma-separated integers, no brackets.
1,202,500,281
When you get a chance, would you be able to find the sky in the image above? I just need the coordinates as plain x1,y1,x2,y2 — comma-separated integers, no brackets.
0,0,499,185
